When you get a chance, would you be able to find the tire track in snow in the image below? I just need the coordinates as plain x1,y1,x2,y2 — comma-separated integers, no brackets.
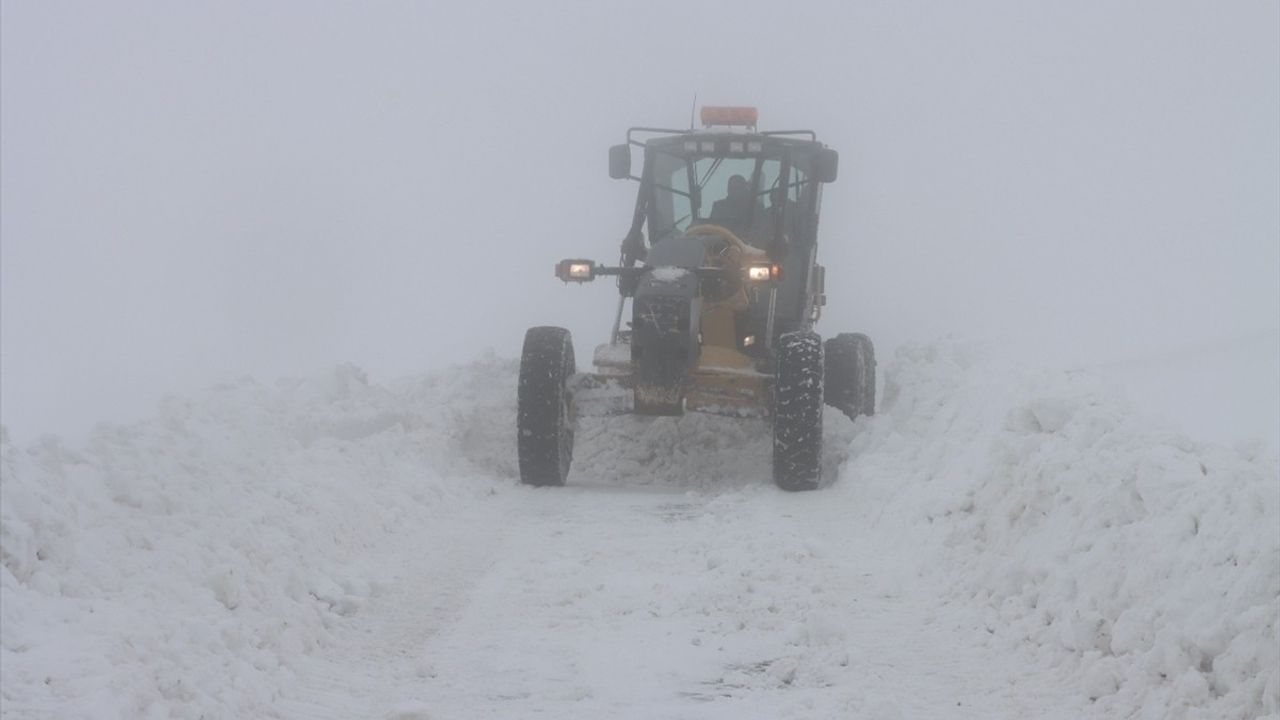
280,479,1091,719
278,509,513,720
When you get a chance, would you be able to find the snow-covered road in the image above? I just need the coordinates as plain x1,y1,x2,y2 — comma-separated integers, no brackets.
2,343,1276,719
281,481,1088,720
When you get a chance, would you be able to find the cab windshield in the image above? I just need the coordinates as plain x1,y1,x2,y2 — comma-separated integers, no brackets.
647,145,805,249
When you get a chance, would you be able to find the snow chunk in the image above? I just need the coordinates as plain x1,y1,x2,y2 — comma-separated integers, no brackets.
649,266,689,282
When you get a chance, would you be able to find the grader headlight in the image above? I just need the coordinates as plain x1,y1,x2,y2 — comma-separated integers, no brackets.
556,259,597,283
746,263,781,282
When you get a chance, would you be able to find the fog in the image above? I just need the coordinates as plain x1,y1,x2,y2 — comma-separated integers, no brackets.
3,1,1277,445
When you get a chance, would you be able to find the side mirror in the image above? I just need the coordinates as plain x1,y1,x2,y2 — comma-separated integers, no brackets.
609,144,632,179
814,148,839,183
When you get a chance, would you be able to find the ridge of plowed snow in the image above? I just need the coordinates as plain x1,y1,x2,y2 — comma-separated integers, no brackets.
836,343,1279,719
0,357,519,718
1,343,1276,719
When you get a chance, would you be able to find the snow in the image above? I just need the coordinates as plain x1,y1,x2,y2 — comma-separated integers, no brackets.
0,359,516,718
837,342,1280,719
650,266,690,282
2,343,1276,719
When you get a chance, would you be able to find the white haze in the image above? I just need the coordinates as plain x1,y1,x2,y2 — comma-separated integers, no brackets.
2,0,1277,447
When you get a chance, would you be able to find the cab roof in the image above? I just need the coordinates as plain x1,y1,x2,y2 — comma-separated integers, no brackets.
625,106,826,148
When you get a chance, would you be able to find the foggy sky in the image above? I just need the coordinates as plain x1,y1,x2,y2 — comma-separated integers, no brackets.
2,1,1278,444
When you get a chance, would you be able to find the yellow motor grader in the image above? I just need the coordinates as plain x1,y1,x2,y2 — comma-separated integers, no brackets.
518,107,875,491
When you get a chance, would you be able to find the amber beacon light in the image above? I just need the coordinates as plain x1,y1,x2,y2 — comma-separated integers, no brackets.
700,106,759,128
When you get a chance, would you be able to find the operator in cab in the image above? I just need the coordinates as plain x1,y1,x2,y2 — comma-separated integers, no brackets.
708,175,763,240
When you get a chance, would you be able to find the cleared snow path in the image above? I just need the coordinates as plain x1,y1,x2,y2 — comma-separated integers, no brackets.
282,482,1088,720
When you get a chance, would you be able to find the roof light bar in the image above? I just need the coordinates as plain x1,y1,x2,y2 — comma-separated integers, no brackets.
700,106,758,128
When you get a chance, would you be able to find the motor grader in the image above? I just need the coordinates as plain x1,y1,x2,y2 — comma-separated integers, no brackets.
518,107,875,491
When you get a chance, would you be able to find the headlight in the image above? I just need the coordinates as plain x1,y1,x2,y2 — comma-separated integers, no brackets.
746,263,780,282
556,259,596,282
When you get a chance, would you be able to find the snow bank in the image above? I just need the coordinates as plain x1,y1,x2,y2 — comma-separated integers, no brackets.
0,357,518,718
841,342,1280,720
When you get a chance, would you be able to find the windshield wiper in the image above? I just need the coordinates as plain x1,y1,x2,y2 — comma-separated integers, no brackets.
697,157,724,189
652,182,692,198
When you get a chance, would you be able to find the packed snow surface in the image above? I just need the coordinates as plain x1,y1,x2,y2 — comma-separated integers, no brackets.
2,343,1276,719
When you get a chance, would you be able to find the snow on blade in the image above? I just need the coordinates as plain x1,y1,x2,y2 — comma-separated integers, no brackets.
649,266,689,282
